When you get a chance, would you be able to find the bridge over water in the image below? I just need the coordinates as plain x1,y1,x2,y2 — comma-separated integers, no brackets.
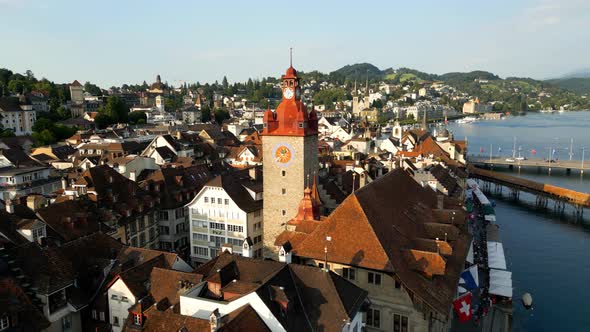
468,156,589,175
468,165,589,218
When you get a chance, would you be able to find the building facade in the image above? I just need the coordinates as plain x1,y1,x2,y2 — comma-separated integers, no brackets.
187,169,263,264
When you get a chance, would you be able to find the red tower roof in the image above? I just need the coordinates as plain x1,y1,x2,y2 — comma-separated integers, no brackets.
262,65,318,137
288,184,321,226
284,66,297,79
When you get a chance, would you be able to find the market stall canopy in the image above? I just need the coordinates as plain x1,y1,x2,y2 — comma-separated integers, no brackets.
487,241,507,270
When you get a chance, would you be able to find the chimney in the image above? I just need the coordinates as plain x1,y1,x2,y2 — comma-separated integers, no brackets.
3,192,14,214
437,194,444,210
129,171,136,182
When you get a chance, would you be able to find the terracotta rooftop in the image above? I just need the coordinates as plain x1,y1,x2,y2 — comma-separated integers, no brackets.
194,252,367,332
291,168,471,317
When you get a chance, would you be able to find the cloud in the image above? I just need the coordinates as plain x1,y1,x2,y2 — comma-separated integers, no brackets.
0,0,25,8
522,0,590,31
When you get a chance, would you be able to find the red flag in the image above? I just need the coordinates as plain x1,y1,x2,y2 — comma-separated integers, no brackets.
531,149,536,155
480,147,484,153
453,292,473,322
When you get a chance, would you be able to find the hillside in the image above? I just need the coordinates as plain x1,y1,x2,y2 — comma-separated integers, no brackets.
545,77,590,94
326,63,589,110
329,63,383,82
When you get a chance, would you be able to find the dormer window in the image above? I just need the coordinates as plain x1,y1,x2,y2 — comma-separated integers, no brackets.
132,313,142,326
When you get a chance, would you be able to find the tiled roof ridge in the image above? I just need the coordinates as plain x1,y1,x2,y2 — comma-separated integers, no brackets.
119,254,166,278
327,271,367,319
286,265,314,331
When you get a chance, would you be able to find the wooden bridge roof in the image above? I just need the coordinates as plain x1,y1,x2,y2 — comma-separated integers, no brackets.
468,166,590,207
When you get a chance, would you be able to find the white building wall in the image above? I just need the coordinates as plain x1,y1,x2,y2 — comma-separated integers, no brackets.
187,186,262,264
107,279,136,332
180,290,286,332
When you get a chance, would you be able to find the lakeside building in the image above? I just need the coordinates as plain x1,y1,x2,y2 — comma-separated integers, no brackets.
462,97,493,114
275,169,470,332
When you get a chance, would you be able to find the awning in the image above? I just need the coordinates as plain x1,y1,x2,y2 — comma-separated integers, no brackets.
487,241,507,270
484,215,496,222
466,240,474,264
489,269,513,297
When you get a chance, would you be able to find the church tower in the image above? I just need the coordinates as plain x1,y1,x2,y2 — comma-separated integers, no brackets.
262,62,318,259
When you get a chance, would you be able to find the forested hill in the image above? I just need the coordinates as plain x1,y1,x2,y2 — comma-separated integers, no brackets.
323,63,589,110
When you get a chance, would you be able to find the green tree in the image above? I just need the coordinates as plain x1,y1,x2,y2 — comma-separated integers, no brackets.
99,96,128,123
56,106,70,119
94,113,111,129
32,129,56,146
213,109,230,124
84,81,102,95
201,105,212,122
128,111,147,125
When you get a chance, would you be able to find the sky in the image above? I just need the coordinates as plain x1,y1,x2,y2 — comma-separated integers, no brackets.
1,0,589,87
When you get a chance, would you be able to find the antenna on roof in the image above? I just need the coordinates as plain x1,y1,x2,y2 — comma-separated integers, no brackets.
289,47,293,67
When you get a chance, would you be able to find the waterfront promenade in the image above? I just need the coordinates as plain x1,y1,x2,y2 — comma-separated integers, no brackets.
468,156,589,173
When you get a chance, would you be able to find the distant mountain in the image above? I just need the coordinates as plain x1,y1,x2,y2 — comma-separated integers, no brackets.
559,69,590,79
545,77,590,94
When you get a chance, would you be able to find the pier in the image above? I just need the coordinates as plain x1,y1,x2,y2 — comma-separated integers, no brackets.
468,156,588,175
467,165,589,218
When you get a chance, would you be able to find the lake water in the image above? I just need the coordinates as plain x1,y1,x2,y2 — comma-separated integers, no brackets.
447,112,590,331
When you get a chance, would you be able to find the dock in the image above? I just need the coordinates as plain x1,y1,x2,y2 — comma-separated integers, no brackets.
468,156,589,175
468,165,588,218
452,179,513,331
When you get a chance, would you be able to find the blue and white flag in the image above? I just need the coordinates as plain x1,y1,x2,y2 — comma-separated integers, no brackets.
460,265,479,291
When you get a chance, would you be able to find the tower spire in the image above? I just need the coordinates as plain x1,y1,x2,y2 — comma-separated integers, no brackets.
422,109,427,131
289,47,293,67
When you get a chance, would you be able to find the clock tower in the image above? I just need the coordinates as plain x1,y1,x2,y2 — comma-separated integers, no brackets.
262,63,318,259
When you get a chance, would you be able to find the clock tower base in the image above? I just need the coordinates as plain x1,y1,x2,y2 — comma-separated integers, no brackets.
262,134,318,259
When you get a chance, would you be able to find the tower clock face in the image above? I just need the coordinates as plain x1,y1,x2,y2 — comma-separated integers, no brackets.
274,144,294,165
283,88,294,99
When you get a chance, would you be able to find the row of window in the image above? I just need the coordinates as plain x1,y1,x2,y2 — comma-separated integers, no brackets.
192,208,244,220
196,233,244,246
341,268,385,286
193,245,208,257
365,309,408,331
204,197,230,205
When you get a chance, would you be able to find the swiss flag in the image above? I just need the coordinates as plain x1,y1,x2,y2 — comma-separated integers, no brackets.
453,292,473,322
